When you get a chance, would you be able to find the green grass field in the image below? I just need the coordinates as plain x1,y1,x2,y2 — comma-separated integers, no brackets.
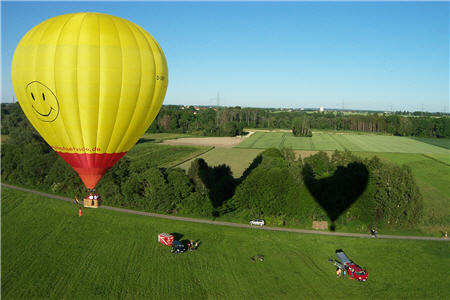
2,189,449,299
236,132,450,154
176,148,264,178
411,137,450,150
125,143,211,168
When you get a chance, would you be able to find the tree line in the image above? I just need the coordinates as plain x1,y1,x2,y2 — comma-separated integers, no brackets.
148,105,450,138
2,103,449,138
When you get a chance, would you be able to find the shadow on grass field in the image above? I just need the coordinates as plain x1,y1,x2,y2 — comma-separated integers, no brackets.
2,189,449,299
176,148,264,178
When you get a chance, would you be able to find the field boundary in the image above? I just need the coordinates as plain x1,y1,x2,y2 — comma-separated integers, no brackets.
2,183,448,242
422,154,450,166
241,131,265,148
168,146,215,169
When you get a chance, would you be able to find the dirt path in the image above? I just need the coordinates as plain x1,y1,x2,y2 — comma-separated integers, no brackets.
162,131,255,148
2,183,448,242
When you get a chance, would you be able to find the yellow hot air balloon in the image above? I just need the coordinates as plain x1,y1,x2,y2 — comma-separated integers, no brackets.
12,12,168,189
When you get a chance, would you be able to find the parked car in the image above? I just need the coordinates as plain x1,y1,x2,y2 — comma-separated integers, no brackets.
171,240,186,254
249,219,265,226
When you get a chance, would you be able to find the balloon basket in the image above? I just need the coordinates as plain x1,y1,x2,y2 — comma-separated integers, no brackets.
84,197,101,208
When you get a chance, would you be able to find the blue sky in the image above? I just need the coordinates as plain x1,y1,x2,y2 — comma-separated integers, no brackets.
2,1,449,112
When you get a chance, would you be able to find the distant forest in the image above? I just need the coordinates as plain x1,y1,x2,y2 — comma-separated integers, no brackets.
2,103,449,138
148,105,450,138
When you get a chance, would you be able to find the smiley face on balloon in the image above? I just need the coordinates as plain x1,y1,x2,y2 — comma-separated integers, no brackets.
25,81,59,122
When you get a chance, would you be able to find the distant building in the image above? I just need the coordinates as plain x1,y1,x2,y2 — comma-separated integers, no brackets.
319,106,324,112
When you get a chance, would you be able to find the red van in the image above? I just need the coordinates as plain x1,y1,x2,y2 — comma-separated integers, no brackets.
336,250,369,282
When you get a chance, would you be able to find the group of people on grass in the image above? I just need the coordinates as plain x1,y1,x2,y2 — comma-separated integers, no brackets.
171,239,200,254
187,240,199,251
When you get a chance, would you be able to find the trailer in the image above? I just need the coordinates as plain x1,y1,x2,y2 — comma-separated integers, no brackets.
158,233,174,246
336,251,351,265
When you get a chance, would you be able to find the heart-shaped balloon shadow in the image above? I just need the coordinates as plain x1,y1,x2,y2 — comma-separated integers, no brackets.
302,162,369,231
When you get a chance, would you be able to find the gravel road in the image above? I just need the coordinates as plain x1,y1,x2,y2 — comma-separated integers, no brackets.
3,183,448,242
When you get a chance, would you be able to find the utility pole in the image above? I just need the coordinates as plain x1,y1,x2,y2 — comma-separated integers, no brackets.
217,91,220,127
213,91,220,127
209,91,223,127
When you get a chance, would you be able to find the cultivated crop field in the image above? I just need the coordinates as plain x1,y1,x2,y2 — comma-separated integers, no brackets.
139,133,196,143
2,189,449,299
125,142,211,168
176,148,264,178
411,137,450,150
236,132,450,154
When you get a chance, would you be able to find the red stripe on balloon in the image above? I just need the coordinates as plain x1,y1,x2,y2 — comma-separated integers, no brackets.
56,152,127,189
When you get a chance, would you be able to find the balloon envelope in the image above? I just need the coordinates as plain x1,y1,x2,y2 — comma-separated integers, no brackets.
12,12,168,189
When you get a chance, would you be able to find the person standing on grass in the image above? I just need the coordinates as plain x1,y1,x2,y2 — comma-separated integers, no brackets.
79,207,83,217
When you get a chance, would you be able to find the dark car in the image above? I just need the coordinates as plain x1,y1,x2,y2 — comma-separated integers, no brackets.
171,240,186,254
